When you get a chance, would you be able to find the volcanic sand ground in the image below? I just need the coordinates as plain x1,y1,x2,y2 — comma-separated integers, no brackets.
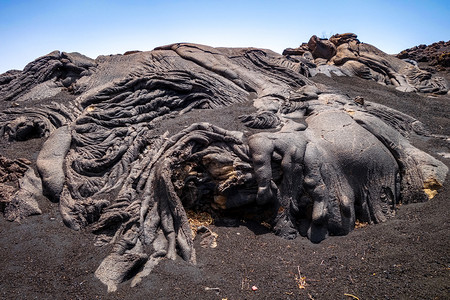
0,72,449,300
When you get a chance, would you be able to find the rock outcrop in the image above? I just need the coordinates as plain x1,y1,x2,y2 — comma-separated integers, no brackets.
0,156,42,221
284,33,449,94
0,38,447,292
397,40,450,70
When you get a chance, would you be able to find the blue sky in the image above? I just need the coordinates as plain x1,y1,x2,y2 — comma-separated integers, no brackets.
1,0,449,73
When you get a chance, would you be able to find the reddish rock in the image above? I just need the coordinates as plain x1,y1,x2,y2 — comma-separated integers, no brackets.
282,43,309,56
329,33,359,46
307,35,337,60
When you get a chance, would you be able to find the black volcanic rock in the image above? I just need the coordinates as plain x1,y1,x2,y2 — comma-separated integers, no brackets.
0,38,448,292
0,155,42,221
0,51,96,102
397,40,450,69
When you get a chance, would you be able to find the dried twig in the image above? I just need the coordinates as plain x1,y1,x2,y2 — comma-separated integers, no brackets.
186,210,213,237
344,293,360,300
294,266,307,289
241,277,250,290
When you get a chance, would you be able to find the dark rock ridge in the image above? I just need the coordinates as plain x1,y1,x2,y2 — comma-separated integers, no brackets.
0,37,448,292
283,33,449,94
397,40,450,70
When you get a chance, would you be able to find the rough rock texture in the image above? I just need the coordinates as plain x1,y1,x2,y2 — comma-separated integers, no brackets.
0,156,29,212
0,155,42,220
0,38,448,292
36,125,71,201
397,40,450,70
307,35,336,60
284,33,449,94
0,51,96,102
3,168,43,221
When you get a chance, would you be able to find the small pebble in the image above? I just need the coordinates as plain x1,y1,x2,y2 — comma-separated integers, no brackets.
252,285,258,291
